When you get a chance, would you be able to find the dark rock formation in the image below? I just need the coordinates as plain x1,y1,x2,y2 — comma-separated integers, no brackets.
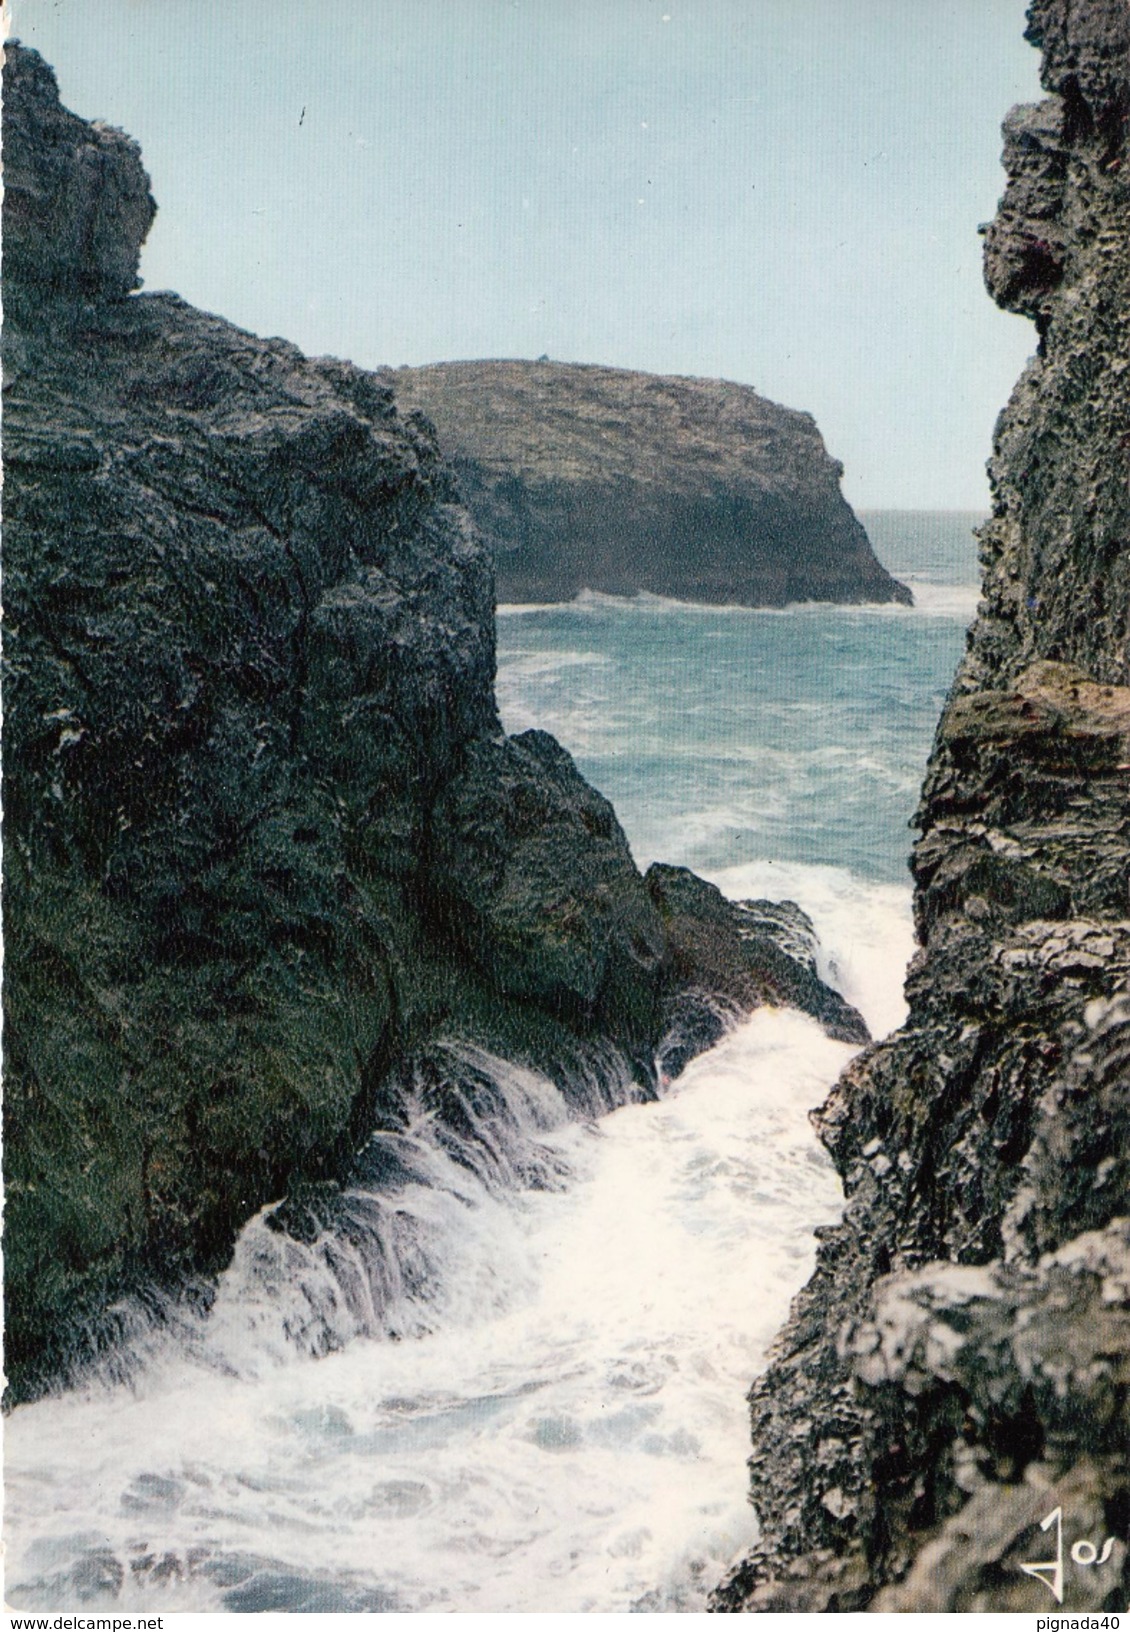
713,0,1130,1612
430,731,666,1043
645,866,868,1079
377,360,912,608
3,41,492,1398
2,43,155,303
1,45,865,1403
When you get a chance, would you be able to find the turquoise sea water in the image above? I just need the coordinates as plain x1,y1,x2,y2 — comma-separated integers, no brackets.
4,512,986,1613
497,510,983,883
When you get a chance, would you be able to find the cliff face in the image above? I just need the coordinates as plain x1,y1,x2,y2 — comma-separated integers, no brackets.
378,360,911,607
715,0,1130,1612
1,46,867,1403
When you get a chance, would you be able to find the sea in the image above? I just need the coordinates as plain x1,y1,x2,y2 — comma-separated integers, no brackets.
4,511,983,1614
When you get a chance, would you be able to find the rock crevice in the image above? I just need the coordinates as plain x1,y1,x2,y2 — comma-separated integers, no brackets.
713,0,1130,1612
1,44,866,1403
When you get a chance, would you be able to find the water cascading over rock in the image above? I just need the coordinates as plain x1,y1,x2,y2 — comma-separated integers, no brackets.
1,41,867,1404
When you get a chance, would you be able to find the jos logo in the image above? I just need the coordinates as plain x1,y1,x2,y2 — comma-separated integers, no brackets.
1020,1505,1117,1603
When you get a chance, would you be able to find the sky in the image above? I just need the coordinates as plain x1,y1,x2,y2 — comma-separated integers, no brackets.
8,0,1044,509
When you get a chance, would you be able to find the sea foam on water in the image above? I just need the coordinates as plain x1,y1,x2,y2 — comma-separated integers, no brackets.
5,516,971,1610
3,865,901,1613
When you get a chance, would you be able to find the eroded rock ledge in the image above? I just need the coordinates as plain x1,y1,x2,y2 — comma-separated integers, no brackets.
1,44,866,1403
378,359,912,608
713,0,1130,1612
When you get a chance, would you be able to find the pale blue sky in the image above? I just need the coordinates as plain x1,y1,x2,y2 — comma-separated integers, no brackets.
9,0,1043,507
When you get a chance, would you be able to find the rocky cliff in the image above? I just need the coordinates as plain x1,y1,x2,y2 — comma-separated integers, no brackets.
377,360,911,607
713,0,1130,1612
1,45,867,1404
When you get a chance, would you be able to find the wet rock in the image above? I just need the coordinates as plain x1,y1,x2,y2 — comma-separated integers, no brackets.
2,45,868,1403
430,731,665,1044
715,0,1130,1611
645,865,870,1050
0,46,588,1397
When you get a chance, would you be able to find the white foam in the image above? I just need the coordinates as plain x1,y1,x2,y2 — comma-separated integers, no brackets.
703,858,915,1039
494,647,611,675
897,577,981,620
498,580,979,622
5,1008,855,1613
494,646,621,744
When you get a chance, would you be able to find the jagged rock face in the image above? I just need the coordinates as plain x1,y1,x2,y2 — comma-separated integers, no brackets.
2,43,495,1398
430,731,667,1038
1,46,865,1403
643,865,869,1078
714,0,1130,1613
0,43,626,1398
977,0,1130,683
378,360,912,607
3,45,155,303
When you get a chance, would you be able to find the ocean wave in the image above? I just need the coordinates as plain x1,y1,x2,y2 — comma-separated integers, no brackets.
895,577,981,619
495,648,612,677
6,1007,851,1613
704,859,914,1039
498,581,979,621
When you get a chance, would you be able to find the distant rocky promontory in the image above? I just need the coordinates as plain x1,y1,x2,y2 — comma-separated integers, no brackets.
1,43,868,1403
377,360,912,607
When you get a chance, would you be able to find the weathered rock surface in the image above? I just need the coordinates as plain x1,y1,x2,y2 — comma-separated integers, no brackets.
378,360,912,608
3,42,155,303
429,730,666,1043
713,0,1130,1612
1,45,866,1402
645,865,869,1078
